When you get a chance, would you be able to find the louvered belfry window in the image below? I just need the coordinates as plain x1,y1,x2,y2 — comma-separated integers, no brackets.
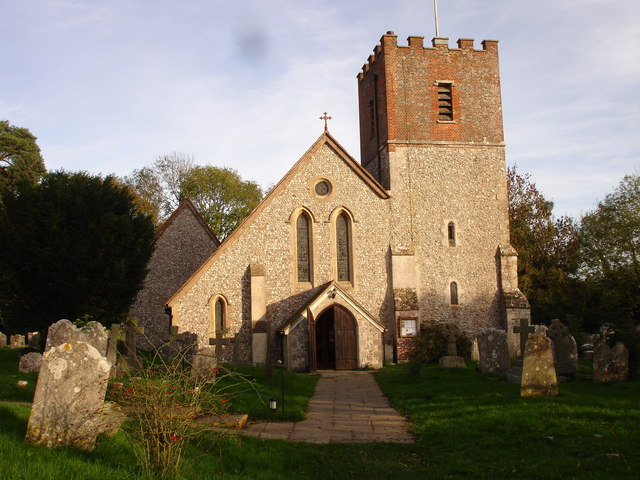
296,213,311,282
438,83,453,121
336,213,351,282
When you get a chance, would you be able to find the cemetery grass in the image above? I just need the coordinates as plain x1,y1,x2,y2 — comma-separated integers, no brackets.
0,345,638,480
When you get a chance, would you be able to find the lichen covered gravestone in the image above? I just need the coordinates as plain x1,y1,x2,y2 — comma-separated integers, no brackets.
546,319,578,377
45,319,108,356
26,341,112,450
477,328,510,375
593,342,629,383
0,332,6,347
9,334,25,346
520,334,559,397
18,352,43,373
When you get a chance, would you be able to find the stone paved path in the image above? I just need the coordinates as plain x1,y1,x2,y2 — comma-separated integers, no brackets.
244,371,414,443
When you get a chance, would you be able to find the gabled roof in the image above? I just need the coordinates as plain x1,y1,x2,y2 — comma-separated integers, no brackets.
155,198,220,246
280,281,385,334
167,131,388,307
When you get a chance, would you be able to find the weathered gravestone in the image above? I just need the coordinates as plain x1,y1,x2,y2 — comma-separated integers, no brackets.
477,328,510,375
191,346,218,381
471,337,480,362
27,331,42,350
546,319,578,377
593,342,629,383
19,352,43,373
160,326,198,370
0,332,6,347
439,324,466,368
25,341,112,450
521,334,559,397
45,319,108,356
114,321,144,371
9,334,25,346
506,318,537,383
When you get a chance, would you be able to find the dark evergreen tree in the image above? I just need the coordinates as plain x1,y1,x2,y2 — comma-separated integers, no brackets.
0,171,155,333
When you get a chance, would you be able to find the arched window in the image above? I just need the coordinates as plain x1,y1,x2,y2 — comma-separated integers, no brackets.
450,282,459,305
336,212,352,282
296,212,312,283
448,222,456,246
209,296,226,339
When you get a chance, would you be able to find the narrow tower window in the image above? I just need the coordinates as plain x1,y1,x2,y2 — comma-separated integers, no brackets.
448,222,456,246
296,213,312,283
214,298,225,333
209,296,226,339
437,83,453,121
450,282,459,305
336,212,352,282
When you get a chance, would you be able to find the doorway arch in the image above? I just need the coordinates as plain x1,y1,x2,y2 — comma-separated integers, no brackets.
314,304,357,370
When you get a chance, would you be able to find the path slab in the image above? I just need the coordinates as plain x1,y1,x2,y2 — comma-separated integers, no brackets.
244,371,413,443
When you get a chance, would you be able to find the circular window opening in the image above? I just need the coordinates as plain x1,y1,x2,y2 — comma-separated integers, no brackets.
314,180,332,197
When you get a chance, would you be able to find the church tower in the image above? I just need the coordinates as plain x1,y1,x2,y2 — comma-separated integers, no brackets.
357,33,529,358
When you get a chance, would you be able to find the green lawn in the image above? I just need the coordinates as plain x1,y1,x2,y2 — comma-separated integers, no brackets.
0,347,638,479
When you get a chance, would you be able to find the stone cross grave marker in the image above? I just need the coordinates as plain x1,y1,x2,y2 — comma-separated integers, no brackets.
25,341,111,450
113,321,144,371
513,318,535,358
439,324,465,368
546,319,578,377
209,333,233,359
520,334,559,397
160,326,197,369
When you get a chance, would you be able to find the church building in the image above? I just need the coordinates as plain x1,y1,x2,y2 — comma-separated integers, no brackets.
165,32,529,371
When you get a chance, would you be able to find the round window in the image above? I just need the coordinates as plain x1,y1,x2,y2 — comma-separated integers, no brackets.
314,180,331,196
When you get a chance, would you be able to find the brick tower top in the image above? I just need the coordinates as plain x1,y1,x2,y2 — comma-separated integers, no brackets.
357,32,504,171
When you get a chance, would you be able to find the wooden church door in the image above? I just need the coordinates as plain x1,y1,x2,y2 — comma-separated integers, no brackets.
314,305,357,370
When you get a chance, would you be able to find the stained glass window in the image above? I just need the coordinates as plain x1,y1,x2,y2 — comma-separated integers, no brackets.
296,214,311,282
336,213,351,282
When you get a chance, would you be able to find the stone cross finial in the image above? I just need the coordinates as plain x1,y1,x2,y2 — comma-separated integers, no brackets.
442,324,461,356
319,112,332,131
513,318,535,358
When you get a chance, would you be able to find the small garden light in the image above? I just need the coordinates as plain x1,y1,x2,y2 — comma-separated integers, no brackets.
269,396,277,412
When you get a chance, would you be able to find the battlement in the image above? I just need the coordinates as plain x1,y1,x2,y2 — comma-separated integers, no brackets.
358,32,498,80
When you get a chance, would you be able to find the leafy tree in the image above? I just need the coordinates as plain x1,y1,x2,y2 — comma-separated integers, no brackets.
579,173,640,329
0,120,46,203
123,153,194,224
507,165,580,324
181,166,263,239
0,171,155,334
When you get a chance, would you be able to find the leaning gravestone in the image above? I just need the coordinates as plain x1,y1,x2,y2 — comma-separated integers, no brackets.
25,341,112,450
521,334,559,397
45,319,108,356
593,342,629,383
546,319,578,377
439,324,466,368
19,352,43,373
0,332,6,347
477,328,510,375
9,334,25,346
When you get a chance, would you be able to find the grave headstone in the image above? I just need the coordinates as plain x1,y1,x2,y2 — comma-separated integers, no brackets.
520,334,559,397
593,342,629,383
45,319,108,356
439,324,466,368
191,346,218,380
28,332,42,350
160,326,198,369
9,334,25,346
477,328,510,375
546,319,578,377
25,341,112,450
471,337,480,362
0,332,6,347
19,352,43,373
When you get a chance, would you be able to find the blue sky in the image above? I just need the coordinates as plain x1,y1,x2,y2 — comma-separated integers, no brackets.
2,0,638,218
